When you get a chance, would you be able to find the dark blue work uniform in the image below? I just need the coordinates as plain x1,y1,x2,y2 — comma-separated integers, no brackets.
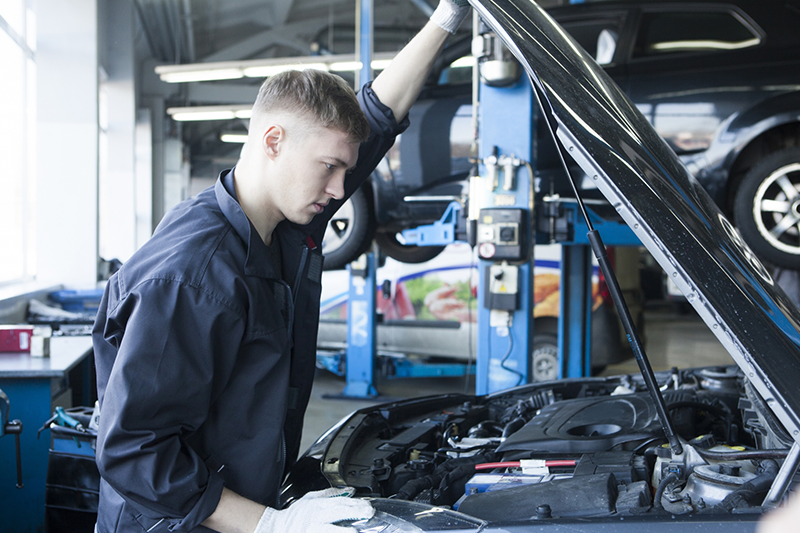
92,85,408,533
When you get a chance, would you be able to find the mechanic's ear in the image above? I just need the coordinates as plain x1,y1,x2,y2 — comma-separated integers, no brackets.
262,125,284,159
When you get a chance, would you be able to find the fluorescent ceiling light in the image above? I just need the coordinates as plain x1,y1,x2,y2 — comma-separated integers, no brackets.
220,133,248,143
159,68,244,83
155,52,399,83
329,61,363,71
167,105,253,122
242,62,329,78
450,56,475,68
371,59,393,70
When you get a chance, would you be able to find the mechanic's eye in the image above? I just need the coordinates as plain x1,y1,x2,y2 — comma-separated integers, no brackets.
325,163,334,170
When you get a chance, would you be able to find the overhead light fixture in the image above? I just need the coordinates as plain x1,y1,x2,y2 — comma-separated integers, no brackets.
155,52,400,84
220,133,248,143
242,62,329,78
450,56,475,68
159,68,244,84
166,105,252,122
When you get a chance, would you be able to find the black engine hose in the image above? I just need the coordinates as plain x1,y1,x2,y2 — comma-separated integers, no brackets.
709,459,779,513
502,417,527,439
434,463,482,504
697,448,790,461
395,452,497,501
467,421,504,438
654,473,679,510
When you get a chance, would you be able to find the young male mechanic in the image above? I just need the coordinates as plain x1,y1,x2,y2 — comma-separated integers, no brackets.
92,2,470,532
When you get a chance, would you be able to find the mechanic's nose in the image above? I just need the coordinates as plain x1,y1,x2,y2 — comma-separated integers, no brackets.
327,171,346,200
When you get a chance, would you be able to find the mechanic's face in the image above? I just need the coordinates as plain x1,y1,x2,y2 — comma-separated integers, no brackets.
268,123,359,226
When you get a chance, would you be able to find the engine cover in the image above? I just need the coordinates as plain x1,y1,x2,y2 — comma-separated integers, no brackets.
497,394,665,454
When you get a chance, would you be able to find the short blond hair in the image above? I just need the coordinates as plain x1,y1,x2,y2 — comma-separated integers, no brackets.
252,70,369,143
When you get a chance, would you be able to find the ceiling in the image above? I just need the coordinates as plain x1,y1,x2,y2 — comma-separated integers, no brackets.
132,0,564,180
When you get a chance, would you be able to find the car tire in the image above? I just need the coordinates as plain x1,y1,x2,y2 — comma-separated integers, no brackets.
374,231,446,264
322,185,375,270
734,147,800,269
531,332,559,382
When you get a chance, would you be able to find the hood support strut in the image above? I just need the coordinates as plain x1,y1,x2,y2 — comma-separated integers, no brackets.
764,441,800,507
532,85,684,456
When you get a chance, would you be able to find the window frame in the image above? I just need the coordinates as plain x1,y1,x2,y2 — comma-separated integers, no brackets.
630,4,765,61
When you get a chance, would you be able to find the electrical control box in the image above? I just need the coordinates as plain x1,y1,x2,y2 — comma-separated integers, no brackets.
483,263,519,311
477,208,527,261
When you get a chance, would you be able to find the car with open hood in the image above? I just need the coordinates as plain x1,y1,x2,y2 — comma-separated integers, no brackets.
284,0,800,530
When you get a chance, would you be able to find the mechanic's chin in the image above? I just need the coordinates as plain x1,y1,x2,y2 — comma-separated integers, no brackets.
288,206,322,226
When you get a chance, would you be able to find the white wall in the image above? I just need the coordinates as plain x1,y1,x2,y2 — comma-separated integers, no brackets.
36,0,99,289
98,0,138,264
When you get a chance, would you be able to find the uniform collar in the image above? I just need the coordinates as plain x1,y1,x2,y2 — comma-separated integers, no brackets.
215,168,281,279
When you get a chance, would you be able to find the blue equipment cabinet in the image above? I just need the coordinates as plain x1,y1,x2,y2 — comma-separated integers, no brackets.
0,337,94,533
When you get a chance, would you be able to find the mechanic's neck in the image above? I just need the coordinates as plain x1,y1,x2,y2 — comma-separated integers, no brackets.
231,165,281,247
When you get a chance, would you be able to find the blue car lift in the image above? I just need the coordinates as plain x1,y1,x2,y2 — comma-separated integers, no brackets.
470,40,641,394
340,253,379,398
323,201,474,398
551,201,641,381
322,0,477,398
327,10,640,397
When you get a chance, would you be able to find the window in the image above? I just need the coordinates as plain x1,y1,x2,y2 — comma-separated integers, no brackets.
0,1,36,285
633,10,761,58
560,14,627,65
439,55,474,86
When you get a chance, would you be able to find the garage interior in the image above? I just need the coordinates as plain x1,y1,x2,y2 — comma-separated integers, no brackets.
2,0,800,532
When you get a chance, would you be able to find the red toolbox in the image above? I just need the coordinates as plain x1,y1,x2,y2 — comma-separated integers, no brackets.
0,325,34,352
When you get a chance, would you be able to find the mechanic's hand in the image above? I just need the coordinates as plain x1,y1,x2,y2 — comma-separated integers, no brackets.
431,0,471,34
254,487,374,533
759,490,800,533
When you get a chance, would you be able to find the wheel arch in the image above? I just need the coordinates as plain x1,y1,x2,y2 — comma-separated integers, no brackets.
723,106,800,215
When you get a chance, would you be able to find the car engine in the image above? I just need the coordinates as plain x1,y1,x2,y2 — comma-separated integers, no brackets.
283,366,794,520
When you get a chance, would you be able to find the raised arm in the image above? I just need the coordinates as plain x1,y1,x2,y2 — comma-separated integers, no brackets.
371,0,470,122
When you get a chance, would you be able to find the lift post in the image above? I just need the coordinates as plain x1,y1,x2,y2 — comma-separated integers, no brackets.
471,31,643,393
473,67,537,395
342,253,379,398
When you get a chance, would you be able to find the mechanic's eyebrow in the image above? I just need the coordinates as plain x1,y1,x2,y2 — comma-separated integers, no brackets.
327,156,358,172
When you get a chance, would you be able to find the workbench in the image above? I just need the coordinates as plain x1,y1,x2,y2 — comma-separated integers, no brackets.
0,335,94,533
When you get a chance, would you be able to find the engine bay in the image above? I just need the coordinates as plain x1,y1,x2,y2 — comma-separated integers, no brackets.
285,366,795,521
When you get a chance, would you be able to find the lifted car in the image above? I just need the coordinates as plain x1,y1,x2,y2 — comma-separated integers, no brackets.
324,0,800,269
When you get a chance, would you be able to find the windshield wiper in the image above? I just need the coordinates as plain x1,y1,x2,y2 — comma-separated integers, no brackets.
532,85,683,456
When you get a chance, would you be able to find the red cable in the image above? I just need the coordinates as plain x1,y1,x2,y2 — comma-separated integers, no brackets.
475,462,520,470
474,460,577,470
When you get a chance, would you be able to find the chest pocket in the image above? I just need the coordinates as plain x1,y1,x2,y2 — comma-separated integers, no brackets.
243,280,292,348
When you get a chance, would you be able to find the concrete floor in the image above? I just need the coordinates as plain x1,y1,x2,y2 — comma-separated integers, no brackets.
299,306,734,453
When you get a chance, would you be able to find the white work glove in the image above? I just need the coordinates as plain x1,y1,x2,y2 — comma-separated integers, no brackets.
430,0,471,34
254,487,374,533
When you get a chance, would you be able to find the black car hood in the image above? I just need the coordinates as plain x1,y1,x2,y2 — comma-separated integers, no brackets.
470,0,800,438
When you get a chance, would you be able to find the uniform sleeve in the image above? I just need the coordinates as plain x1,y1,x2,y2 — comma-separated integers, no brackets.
95,277,245,531
348,81,410,197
